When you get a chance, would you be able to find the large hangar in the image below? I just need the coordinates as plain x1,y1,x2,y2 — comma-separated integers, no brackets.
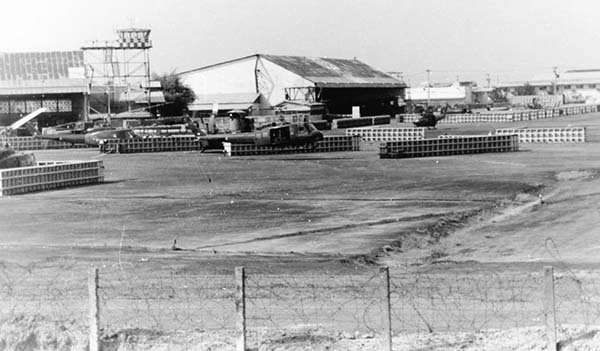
178,54,406,116
0,51,88,129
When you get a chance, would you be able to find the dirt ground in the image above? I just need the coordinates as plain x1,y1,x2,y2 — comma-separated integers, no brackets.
2,113,600,350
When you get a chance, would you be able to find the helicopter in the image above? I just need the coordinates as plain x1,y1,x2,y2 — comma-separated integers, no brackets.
413,105,448,129
0,108,47,169
189,120,324,152
35,127,139,147
186,110,324,151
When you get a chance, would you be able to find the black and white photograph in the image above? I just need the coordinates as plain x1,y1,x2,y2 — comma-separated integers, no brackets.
2,0,600,350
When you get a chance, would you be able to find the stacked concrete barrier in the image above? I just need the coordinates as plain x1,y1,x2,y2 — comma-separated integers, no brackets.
5,137,92,150
400,112,519,124
399,105,599,124
440,113,514,123
0,160,104,196
560,104,598,115
100,135,203,153
379,135,519,159
495,127,586,143
439,110,553,123
223,135,360,156
509,95,564,107
397,114,419,123
438,134,493,139
546,109,560,118
346,127,425,141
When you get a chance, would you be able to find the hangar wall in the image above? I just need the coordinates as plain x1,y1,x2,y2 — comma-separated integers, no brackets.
0,51,88,127
178,54,406,117
255,57,313,106
179,56,258,97
321,87,404,115
179,55,314,108
0,93,86,129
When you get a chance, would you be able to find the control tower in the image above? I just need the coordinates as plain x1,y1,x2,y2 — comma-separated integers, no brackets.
82,28,153,116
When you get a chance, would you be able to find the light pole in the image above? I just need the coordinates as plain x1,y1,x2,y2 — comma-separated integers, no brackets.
426,69,431,106
552,66,559,96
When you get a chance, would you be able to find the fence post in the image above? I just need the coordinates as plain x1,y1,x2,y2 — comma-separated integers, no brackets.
544,266,557,351
88,268,100,351
235,266,246,351
381,267,392,351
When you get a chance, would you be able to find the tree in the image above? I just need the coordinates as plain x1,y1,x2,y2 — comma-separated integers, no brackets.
489,88,508,103
513,83,537,96
153,72,196,117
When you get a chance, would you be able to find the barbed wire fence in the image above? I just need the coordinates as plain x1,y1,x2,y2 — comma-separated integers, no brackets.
244,268,388,349
3,261,600,350
0,260,88,322
551,266,600,349
390,268,546,334
96,264,237,350
0,260,89,349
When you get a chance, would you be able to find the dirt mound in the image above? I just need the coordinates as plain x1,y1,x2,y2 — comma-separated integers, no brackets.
0,315,86,351
555,169,596,181
100,326,600,351
2,316,600,351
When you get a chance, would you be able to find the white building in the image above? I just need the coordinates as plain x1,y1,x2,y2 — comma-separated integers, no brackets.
406,81,483,105
497,69,600,104
177,54,406,116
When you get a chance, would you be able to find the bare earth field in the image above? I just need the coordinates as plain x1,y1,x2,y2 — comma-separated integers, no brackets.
2,113,600,350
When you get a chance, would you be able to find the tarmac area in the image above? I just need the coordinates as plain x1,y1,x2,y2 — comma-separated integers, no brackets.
2,112,600,350
2,113,600,265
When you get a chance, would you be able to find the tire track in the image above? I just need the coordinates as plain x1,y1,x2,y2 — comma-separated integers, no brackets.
195,212,461,250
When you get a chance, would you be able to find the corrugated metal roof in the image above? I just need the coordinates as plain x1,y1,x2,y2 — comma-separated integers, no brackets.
0,51,86,95
0,78,88,95
261,55,405,88
177,54,406,88
0,51,84,81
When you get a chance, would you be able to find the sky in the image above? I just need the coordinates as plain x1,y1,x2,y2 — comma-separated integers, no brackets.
1,0,600,86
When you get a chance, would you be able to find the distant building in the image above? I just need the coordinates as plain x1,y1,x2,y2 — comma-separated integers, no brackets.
472,87,494,105
406,81,482,106
0,51,88,128
497,69,600,104
177,54,406,117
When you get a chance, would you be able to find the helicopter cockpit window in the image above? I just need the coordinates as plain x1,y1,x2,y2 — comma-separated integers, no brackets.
269,125,291,144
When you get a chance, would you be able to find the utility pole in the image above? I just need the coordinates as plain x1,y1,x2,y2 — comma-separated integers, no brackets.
106,87,111,116
553,66,559,95
486,73,491,88
426,69,431,106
